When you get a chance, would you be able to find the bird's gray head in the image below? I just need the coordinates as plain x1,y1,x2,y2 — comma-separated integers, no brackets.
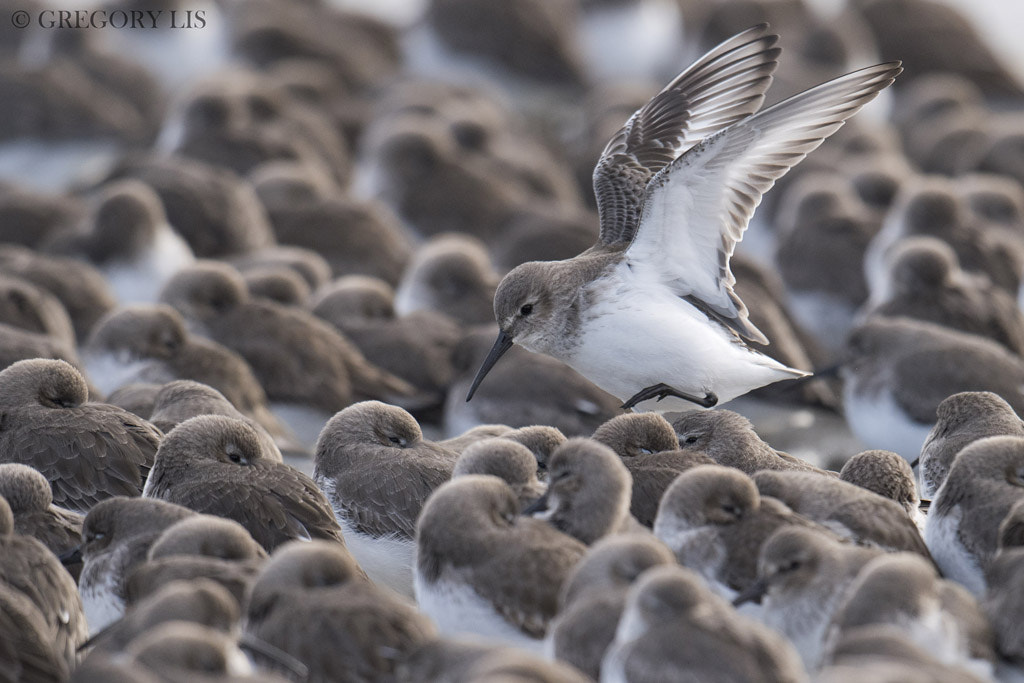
465,261,556,401
593,413,679,458
672,410,756,455
316,400,424,455
87,304,188,361
148,515,266,561
0,358,88,410
656,465,759,530
741,526,831,606
81,496,195,558
531,438,631,545
159,415,271,470
159,262,247,323
885,237,956,293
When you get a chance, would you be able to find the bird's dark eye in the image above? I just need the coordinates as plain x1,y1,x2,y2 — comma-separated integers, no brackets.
388,436,407,447
228,453,242,463
779,559,801,574
684,436,699,445
520,304,533,316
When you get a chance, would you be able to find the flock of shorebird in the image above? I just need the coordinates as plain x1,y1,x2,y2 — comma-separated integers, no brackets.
1,0,1024,681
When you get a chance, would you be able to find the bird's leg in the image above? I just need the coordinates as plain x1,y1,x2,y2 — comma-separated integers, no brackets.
620,383,718,411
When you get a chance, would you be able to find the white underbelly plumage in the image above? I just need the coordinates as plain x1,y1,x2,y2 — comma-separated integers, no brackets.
564,276,803,411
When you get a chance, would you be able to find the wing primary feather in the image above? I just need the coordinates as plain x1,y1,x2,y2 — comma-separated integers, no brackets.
627,61,902,344
593,24,783,246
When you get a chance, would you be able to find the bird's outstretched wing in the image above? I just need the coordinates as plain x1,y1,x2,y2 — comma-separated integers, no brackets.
626,61,902,343
593,24,780,246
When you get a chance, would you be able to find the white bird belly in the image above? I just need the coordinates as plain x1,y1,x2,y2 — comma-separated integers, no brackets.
566,283,802,410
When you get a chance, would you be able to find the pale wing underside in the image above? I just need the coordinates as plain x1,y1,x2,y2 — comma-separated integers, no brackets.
627,62,903,343
593,24,781,246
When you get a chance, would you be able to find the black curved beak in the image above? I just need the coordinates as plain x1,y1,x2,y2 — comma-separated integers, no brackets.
521,490,550,516
59,545,83,566
732,578,768,607
465,330,514,402
238,632,310,680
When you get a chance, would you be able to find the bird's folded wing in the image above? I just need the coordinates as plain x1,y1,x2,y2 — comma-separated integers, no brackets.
626,62,902,343
593,24,780,246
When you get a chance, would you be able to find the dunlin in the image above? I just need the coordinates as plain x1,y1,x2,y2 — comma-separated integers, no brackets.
918,391,1024,499
672,409,827,475
466,27,899,411
83,304,296,451
452,438,545,510
842,316,1024,460
524,438,640,545
414,475,586,651
773,173,878,353
144,415,346,552
0,359,161,513
653,464,831,601
245,540,435,682
830,552,995,677
733,526,881,670
864,236,1024,355
45,180,194,304
83,578,239,655
0,583,69,682
78,496,197,632
147,380,285,462
314,400,457,596
752,470,931,556
592,413,679,459
839,449,922,525
0,243,116,343
926,435,1024,595
0,273,76,348
126,515,267,607
0,463,82,575
548,533,675,679
602,564,807,683
394,233,499,326
0,494,87,668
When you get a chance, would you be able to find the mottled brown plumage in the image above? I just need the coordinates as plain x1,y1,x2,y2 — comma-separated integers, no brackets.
0,359,161,513
145,415,345,552
246,541,435,683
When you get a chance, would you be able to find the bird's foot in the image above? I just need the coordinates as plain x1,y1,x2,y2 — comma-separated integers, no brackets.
620,383,718,411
